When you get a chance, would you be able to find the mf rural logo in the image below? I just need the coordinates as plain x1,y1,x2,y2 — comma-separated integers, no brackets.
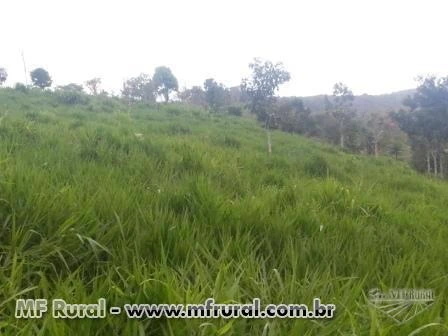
368,288,435,324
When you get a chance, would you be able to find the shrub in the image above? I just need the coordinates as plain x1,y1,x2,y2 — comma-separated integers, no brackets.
14,83,29,93
56,90,89,105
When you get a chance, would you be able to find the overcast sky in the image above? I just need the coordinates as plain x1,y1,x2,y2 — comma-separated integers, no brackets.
2,0,448,96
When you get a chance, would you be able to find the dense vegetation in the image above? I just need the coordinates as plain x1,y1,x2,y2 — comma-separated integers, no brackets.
0,88,447,335
4,61,447,178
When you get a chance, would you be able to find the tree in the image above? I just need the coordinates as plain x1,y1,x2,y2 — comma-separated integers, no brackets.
275,98,316,135
0,68,7,85
55,83,89,105
30,68,52,89
241,58,291,122
121,73,155,103
57,83,84,93
366,113,386,157
241,58,290,154
326,82,355,149
203,78,229,112
178,86,206,107
152,66,178,103
384,124,409,160
85,78,101,95
229,86,247,105
362,113,409,159
392,76,448,177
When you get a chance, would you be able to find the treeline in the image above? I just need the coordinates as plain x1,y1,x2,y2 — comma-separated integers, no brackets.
0,61,446,178
392,76,448,178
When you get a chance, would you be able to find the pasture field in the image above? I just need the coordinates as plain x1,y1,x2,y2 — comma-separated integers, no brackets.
0,89,447,335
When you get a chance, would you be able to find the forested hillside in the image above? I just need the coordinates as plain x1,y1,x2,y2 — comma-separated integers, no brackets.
299,89,415,114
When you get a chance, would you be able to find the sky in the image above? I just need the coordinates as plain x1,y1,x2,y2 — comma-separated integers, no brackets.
2,0,448,97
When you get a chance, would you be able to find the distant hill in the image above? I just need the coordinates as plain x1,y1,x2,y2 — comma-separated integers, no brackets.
297,89,415,114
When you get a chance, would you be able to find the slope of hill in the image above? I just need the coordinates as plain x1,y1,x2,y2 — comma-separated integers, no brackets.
0,88,447,335
299,89,415,114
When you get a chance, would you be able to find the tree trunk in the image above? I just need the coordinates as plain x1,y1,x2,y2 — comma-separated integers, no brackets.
432,151,438,177
374,141,379,158
439,152,444,178
339,121,344,149
127,96,132,118
267,129,272,155
427,151,431,175
265,116,272,155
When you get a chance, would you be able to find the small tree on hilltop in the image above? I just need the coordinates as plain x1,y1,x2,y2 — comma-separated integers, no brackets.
0,68,7,86
204,78,229,112
179,86,206,107
30,68,52,89
241,58,290,122
152,66,178,103
85,77,101,95
55,83,89,105
241,58,290,154
121,73,155,103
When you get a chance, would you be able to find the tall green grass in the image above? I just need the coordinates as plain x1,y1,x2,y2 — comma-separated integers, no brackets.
0,89,447,335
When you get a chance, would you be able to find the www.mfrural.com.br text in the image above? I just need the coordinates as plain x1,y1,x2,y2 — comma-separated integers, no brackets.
15,298,336,319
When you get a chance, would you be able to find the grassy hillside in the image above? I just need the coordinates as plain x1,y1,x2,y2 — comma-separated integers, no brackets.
299,89,415,114
0,88,447,335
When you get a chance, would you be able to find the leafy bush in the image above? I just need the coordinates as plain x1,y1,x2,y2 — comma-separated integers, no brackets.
56,90,90,105
14,83,29,93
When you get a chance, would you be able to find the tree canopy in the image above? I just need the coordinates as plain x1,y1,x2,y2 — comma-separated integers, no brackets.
241,58,290,122
326,82,356,148
178,86,206,107
393,76,448,176
204,78,229,112
30,68,52,89
85,78,101,95
152,66,178,103
122,73,155,103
